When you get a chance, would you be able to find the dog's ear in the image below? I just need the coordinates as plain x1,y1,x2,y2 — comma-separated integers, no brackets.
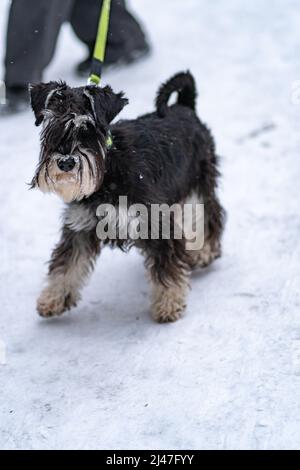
85,85,128,124
102,86,129,123
29,81,61,126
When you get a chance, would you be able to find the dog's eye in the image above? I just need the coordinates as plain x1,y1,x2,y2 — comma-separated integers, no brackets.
49,91,65,105
48,91,66,112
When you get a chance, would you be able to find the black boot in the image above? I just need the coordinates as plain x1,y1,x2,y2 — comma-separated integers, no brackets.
76,39,150,77
0,85,29,116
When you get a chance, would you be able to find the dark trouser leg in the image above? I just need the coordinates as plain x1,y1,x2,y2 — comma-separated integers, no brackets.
70,0,149,65
70,0,103,48
4,0,74,87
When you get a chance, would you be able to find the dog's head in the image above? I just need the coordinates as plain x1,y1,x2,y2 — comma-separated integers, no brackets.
29,81,128,203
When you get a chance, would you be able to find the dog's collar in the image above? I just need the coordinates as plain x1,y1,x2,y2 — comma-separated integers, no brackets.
105,130,113,150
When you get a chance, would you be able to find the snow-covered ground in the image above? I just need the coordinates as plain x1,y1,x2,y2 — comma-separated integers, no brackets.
0,0,300,450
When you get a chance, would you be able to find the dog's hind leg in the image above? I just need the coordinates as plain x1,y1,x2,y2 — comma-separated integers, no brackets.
37,221,100,318
183,191,223,270
151,274,190,323
145,239,191,323
193,193,224,269
188,237,221,269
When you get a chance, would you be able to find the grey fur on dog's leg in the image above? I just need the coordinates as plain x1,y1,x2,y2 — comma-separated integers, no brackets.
151,274,190,323
37,223,100,318
145,239,191,323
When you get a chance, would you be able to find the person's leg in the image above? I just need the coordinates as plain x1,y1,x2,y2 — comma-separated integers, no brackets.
105,0,150,64
70,0,101,51
1,0,74,114
5,0,74,87
70,0,150,76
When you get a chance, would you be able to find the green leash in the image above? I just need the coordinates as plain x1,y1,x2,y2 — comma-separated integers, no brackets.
87,0,113,149
88,0,112,86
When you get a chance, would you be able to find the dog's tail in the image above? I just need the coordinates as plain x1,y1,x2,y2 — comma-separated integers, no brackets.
155,71,197,118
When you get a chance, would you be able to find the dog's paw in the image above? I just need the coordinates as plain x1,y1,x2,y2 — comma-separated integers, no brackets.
37,287,78,318
190,239,221,269
152,295,186,323
151,280,188,323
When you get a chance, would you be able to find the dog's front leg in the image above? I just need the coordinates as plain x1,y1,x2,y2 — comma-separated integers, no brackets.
37,222,100,318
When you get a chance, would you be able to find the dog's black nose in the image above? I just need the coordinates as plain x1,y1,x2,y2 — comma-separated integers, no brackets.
57,157,76,172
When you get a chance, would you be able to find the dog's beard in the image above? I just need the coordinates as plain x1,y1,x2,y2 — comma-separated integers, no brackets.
35,147,103,203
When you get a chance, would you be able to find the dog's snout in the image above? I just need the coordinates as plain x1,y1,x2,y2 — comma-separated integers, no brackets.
57,156,76,172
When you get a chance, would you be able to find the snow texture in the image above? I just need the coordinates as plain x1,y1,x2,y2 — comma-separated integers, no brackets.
0,0,300,450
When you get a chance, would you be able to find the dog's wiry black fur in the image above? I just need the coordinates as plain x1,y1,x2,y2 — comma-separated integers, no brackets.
30,71,225,322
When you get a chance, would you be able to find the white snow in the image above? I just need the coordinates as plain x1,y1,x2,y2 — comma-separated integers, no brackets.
0,0,300,450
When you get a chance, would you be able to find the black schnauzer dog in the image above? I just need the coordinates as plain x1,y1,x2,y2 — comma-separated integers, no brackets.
30,71,224,322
